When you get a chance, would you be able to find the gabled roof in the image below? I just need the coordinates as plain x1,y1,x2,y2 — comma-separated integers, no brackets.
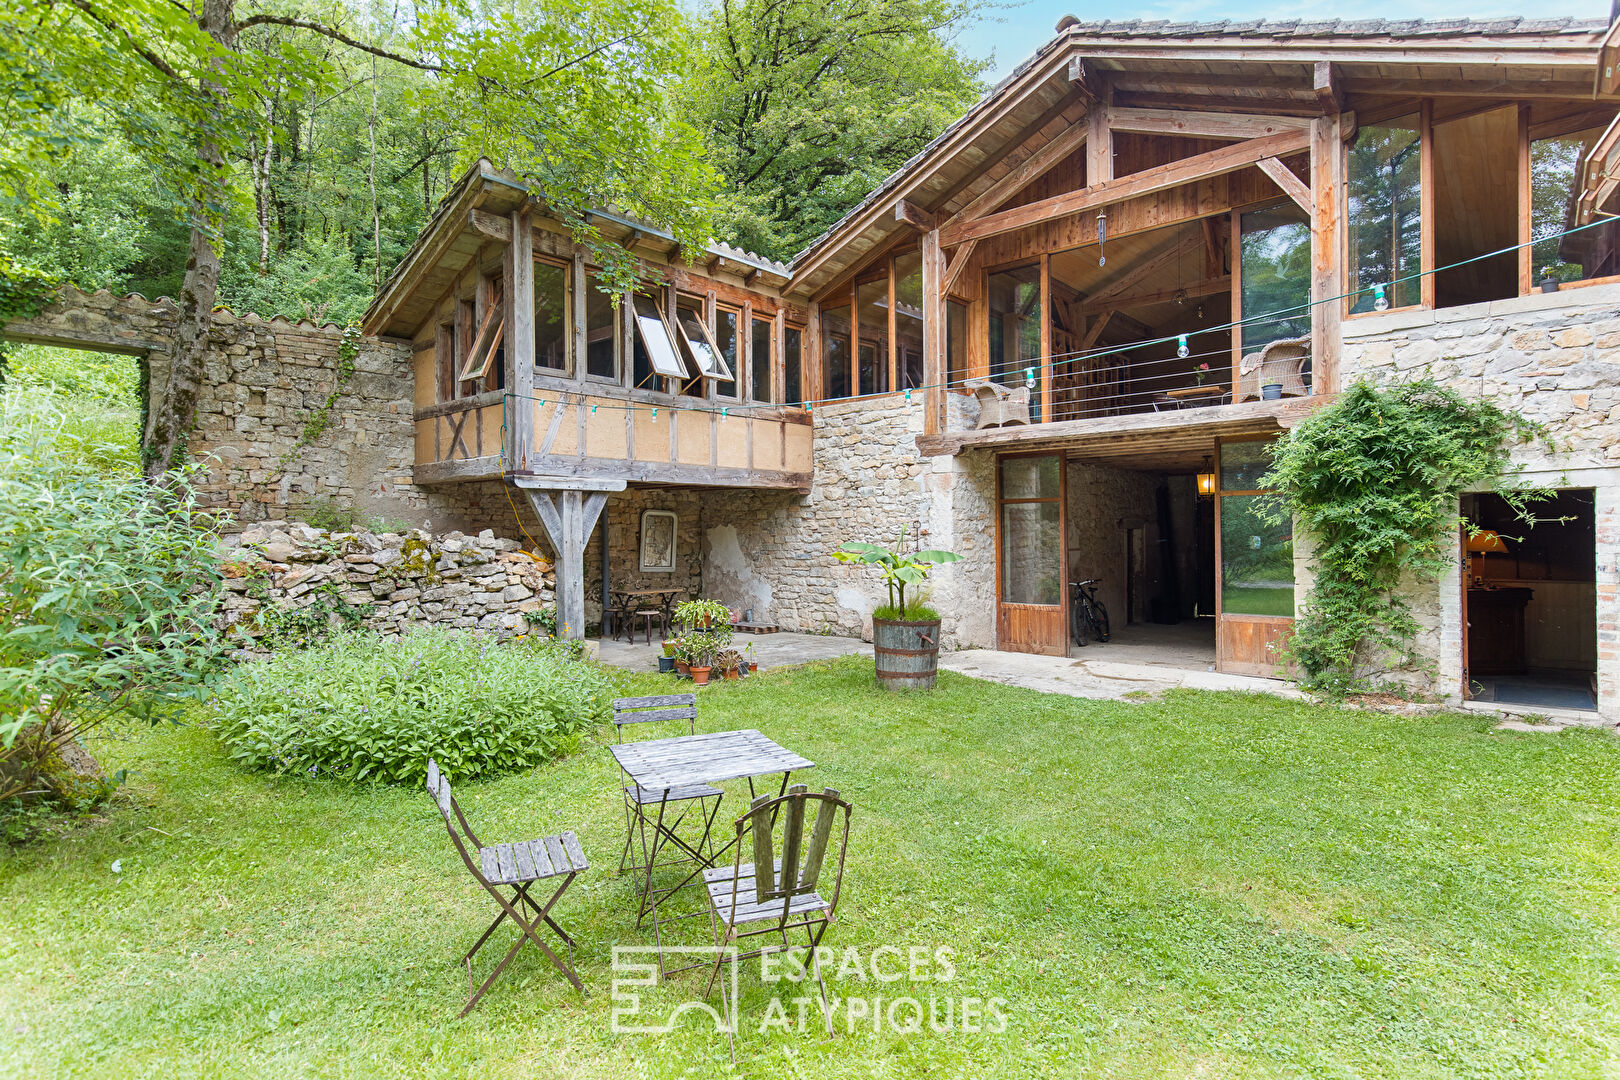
783,13,1616,299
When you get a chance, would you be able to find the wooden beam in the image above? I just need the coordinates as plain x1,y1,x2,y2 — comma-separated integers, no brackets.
948,124,1088,226
506,207,535,469
1579,112,1620,221
1313,61,1340,116
1114,90,1322,118
1079,311,1112,351
1109,107,1309,140
1351,77,1599,101
1518,105,1533,295
1039,253,1052,422
1420,99,1436,310
524,488,610,641
939,125,1316,247
922,228,944,432
469,208,512,242
706,255,729,275
744,267,763,286
1310,111,1345,396
1086,77,1113,186
893,198,935,232
943,239,978,295
1255,157,1311,214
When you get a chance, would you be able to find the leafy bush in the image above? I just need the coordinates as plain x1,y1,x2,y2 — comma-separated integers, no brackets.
0,388,227,803
213,630,614,784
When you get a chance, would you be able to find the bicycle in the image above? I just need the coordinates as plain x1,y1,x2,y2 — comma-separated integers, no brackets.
1070,578,1111,647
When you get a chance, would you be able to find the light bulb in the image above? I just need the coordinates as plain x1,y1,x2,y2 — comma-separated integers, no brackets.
1176,335,1189,359
1374,284,1390,312
1024,367,1036,389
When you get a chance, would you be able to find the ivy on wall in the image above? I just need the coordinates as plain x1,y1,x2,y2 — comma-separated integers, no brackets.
277,324,361,474
1261,380,1546,697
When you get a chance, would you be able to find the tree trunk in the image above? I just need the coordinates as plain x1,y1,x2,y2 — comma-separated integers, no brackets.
144,0,236,480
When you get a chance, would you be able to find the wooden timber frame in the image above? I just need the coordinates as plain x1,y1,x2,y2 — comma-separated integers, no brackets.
781,17,1620,443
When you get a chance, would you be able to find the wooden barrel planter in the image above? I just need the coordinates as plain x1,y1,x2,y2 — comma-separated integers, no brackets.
872,617,942,690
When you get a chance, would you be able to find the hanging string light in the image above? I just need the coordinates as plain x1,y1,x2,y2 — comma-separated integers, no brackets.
1096,210,1108,267
1176,334,1190,359
1374,284,1390,311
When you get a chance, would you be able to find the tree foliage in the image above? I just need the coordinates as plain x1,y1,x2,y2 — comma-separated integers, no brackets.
1261,380,1544,697
690,0,988,260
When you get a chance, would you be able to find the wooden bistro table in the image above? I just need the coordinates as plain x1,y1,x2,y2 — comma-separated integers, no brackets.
609,588,685,642
608,729,814,976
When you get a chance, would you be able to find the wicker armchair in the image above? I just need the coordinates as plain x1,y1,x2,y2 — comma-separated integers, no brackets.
1237,337,1311,402
966,377,1032,428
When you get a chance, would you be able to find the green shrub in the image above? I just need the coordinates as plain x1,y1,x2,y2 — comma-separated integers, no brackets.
213,630,614,784
873,603,939,621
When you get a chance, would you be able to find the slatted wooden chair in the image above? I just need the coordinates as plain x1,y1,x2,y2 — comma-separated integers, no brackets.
702,784,852,1060
424,759,588,1015
612,694,724,882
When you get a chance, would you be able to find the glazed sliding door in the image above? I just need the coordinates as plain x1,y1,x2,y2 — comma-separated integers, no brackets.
1215,437,1294,677
997,453,1067,655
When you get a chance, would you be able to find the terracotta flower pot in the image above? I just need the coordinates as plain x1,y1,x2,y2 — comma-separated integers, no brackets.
722,667,740,681
675,660,690,676
748,662,758,673
690,665,712,686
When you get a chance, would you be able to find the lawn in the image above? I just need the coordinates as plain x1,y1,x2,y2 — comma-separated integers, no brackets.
4,656,1620,1078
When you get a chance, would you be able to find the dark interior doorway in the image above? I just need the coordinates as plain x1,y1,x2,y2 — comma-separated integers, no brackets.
1463,489,1596,711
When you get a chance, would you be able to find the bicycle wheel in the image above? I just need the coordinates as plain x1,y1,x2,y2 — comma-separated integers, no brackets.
1069,593,1086,647
1087,599,1111,643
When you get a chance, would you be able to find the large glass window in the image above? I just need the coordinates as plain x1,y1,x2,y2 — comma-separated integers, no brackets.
1348,117,1422,312
715,306,740,399
946,299,967,387
750,317,772,403
534,260,569,371
987,264,1042,419
856,278,888,396
631,290,685,389
1239,203,1311,352
1219,439,1293,618
821,304,851,400
894,251,924,390
584,273,616,380
1532,125,1620,285
998,455,1062,607
784,325,803,405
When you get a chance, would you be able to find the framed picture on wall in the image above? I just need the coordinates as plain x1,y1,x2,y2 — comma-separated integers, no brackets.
639,510,677,573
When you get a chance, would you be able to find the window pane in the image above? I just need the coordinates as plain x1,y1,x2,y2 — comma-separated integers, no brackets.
584,274,616,380
987,264,1041,420
894,252,924,390
946,299,967,386
1000,454,1060,500
1348,117,1422,312
784,326,803,405
1219,439,1273,491
1239,202,1312,353
751,317,771,402
632,292,685,379
674,302,731,379
1000,501,1061,605
1220,493,1294,616
821,304,851,400
856,278,888,396
715,307,740,398
534,261,569,371
1532,126,1620,285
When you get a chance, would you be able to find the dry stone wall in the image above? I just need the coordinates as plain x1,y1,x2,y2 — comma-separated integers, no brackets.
219,521,556,642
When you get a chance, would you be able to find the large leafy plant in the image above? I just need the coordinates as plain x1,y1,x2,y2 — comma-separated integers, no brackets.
214,629,613,784
0,388,226,803
835,527,960,618
1261,380,1543,697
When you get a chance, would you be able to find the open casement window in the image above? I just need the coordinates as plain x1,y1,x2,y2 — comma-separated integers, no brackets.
458,282,505,388
672,301,734,383
630,292,688,382
1534,121,1620,286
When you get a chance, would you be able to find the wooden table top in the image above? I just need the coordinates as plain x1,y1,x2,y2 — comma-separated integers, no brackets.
608,729,813,791
1164,384,1228,398
612,588,685,598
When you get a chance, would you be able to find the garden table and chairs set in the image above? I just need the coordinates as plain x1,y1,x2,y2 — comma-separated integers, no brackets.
423,692,852,1052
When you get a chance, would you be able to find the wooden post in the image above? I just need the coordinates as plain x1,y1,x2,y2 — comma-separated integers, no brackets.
1517,104,1533,296
1039,253,1052,423
1087,77,1113,186
1229,211,1243,396
507,208,534,469
523,486,613,641
1310,111,1345,396
886,258,898,395
806,300,822,404
922,228,945,435
571,250,587,380
1419,99,1436,310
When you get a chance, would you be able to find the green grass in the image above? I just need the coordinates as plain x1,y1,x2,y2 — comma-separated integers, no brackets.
4,656,1620,1077
1222,585,1296,617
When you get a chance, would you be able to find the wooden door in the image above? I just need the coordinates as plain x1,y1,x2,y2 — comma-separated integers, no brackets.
1214,437,1293,678
996,453,1068,655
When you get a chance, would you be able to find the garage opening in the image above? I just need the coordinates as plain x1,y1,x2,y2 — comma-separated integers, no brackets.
1462,489,1596,711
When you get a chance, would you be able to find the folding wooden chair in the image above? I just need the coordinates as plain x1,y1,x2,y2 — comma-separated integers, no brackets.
424,759,588,1015
702,784,852,1060
611,694,724,879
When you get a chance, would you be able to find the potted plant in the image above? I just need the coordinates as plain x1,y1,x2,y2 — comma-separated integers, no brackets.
1261,381,1285,400
675,598,730,631
835,527,961,691
715,648,745,681
661,638,676,657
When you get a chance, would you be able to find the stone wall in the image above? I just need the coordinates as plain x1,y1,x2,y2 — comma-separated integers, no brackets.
697,394,997,647
1339,284,1620,715
582,487,705,629
219,521,556,641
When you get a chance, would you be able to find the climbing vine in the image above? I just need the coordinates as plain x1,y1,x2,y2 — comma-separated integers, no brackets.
277,324,362,472
1261,380,1547,698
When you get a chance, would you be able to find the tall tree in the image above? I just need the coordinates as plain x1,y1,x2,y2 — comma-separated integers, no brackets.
690,0,988,262
1,0,718,479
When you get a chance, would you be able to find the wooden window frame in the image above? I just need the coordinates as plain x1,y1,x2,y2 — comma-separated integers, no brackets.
532,254,571,376
713,302,744,402
579,266,622,387
630,290,689,381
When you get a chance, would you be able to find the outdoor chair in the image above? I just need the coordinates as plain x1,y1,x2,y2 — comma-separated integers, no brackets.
424,759,588,1015
611,694,724,879
702,784,852,1061
966,377,1031,428
1237,336,1310,402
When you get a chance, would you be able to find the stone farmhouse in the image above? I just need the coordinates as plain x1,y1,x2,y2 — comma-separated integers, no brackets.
11,16,1620,719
